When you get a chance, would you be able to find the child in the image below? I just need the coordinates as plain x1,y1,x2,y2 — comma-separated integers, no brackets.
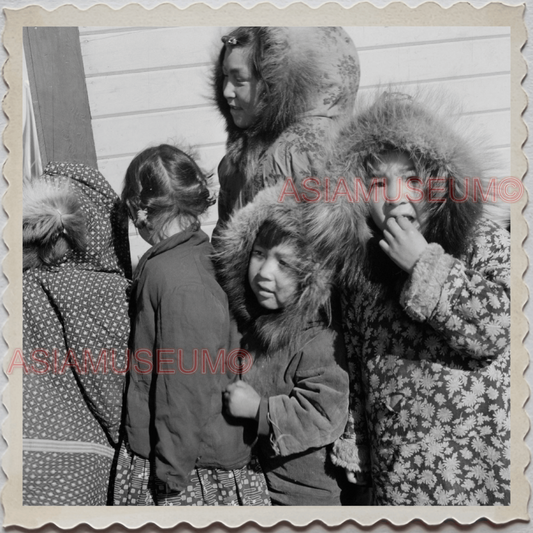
215,183,363,506
307,92,511,505
212,26,359,236
116,144,270,506
23,162,131,505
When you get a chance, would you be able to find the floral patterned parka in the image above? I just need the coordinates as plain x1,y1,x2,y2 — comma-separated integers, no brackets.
306,92,511,505
212,26,360,236
339,220,510,505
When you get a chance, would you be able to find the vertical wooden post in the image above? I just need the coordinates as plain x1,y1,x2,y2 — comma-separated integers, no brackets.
23,27,97,168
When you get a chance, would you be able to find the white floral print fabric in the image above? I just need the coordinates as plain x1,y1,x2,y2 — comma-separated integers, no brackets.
339,219,510,505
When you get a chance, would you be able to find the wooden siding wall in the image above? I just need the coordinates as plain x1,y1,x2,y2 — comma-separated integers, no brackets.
79,26,510,265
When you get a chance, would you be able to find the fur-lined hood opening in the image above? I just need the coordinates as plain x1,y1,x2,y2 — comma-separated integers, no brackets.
214,27,360,144
306,89,501,289
214,182,336,353
23,179,87,270
23,162,131,276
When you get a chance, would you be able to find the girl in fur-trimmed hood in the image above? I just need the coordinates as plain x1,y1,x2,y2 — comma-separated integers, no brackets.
215,182,368,505
212,26,359,237
308,92,511,505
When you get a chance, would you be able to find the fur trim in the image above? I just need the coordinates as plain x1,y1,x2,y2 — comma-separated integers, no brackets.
213,27,359,210
400,243,456,322
306,89,503,290
331,438,370,473
23,179,87,269
213,181,336,353
214,27,359,142
302,177,372,291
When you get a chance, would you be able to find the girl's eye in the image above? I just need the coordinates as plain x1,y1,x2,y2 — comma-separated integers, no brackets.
369,178,385,190
251,248,264,258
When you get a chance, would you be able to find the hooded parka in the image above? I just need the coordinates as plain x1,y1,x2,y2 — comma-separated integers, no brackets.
22,162,132,505
214,183,354,505
307,93,511,505
213,26,360,235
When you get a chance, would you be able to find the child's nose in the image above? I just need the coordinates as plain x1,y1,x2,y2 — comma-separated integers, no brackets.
386,178,407,204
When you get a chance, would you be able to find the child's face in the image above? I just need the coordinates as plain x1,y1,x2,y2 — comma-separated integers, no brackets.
248,240,299,311
222,46,260,129
368,151,426,233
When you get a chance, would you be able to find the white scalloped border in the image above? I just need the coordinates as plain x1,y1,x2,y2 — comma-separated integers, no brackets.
1,2,529,529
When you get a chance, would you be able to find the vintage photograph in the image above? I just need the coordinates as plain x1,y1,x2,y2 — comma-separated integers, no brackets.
2,2,528,529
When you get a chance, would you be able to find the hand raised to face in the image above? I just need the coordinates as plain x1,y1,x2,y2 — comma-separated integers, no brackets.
379,215,429,274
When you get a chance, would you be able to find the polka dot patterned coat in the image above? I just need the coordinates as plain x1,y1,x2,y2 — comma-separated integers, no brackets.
22,162,131,505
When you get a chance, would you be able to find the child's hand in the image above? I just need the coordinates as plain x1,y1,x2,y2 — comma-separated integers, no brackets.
223,381,261,419
380,216,429,274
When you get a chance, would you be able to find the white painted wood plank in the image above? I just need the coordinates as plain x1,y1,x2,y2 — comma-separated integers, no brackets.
86,65,212,117
456,109,510,150
92,107,226,157
345,26,509,50
79,27,164,35
80,27,226,75
358,38,510,87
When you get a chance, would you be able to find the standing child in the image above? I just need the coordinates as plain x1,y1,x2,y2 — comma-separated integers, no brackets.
307,92,511,505
116,144,270,506
23,162,131,505
212,26,359,236
215,183,366,506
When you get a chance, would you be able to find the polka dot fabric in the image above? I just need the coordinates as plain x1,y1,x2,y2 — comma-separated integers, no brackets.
23,163,132,505
23,451,112,506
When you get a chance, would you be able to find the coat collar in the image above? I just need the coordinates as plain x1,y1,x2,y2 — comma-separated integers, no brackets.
134,226,207,281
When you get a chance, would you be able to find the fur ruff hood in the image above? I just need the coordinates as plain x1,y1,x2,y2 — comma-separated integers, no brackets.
214,182,336,353
213,27,359,188
306,90,495,290
214,27,360,141
23,179,87,270
23,162,131,276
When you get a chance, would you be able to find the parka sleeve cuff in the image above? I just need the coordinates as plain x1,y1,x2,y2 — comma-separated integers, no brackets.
257,397,271,437
400,243,456,322
330,438,370,473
